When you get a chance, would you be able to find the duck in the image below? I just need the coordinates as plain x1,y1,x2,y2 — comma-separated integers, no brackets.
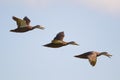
43,31,79,48
74,51,112,66
10,16,45,33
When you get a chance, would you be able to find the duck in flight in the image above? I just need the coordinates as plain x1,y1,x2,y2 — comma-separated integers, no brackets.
10,16,45,33
43,31,79,48
74,51,112,66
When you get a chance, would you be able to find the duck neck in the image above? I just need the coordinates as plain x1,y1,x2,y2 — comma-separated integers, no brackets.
97,52,106,57
32,26,38,30
66,41,73,45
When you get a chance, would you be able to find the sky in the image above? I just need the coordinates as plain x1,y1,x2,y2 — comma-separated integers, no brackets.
0,0,120,80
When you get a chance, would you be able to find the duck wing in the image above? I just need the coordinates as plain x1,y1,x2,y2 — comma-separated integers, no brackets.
23,16,31,25
51,31,65,44
75,53,89,59
12,16,27,28
88,53,97,66
53,31,64,41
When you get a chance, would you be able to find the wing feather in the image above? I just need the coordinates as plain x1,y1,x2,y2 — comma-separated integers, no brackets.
23,16,31,25
53,32,64,41
88,54,97,66
12,16,27,28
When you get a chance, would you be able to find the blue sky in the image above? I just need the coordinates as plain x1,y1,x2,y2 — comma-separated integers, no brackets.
0,0,120,80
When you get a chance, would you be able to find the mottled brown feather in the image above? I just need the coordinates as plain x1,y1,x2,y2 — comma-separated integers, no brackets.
12,16,27,28
88,53,97,66
53,31,64,41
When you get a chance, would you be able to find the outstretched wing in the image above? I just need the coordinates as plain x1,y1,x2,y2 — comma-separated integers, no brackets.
12,16,27,28
88,53,97,66
75,53,88,59
53,31,64,41
23,16,31,25
74,51,93,59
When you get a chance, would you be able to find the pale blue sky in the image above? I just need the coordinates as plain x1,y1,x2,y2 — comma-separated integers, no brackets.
0,0,120,80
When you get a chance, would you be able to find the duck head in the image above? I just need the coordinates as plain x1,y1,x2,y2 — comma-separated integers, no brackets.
67,41,79,46
34,25,45,30
100,52,112,58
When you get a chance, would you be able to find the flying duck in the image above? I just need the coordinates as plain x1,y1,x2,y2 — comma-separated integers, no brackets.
43,31,79,48
74,51,112,66
10,16,44,33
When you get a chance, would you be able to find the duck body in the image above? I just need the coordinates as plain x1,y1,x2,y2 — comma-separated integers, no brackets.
10,27,32,33
43,40,68,48
43,43,66,48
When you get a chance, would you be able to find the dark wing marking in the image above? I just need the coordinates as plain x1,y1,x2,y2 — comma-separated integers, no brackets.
53,32,64,41
74,51,93,59
75,54,88,59
23,16,31,25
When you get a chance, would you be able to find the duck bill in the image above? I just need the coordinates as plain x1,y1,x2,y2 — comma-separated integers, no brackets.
74,43,79,46
39,26,45,30
108,54,112,58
